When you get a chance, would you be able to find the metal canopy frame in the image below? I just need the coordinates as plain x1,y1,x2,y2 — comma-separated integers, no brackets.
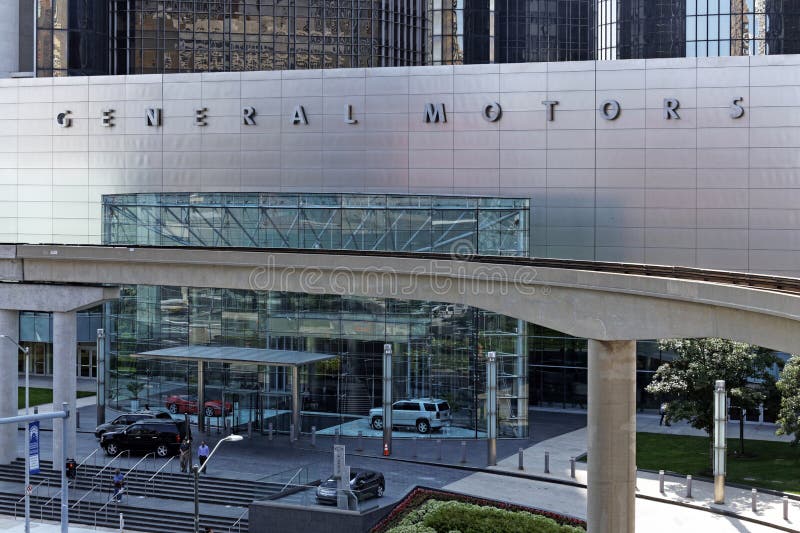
132,346,338,440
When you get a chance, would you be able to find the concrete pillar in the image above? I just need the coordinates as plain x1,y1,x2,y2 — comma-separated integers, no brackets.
0,310,19,464
0,0,19,77
587,339,637,533
52,311,77,471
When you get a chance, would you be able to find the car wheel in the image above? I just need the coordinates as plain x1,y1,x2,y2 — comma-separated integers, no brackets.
376,484,385,498
371,416,383,431
156,444,169,458
168,403,178,414
105,443,118,456
204,406,215,417
416,419,430,434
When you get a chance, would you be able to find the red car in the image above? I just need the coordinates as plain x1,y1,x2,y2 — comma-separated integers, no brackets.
165,395,232,417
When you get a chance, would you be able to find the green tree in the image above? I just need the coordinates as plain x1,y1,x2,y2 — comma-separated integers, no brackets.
776,355,800,445
645,338,777,466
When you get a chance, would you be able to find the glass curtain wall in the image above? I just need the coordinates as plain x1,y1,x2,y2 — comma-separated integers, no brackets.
606,0,800,59
107,287,529,439
103,193,530,257
426,0,593,65
35,0,110,76
112,0,423,74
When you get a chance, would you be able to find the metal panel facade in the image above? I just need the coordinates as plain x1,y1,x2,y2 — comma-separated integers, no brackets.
2,55,800,276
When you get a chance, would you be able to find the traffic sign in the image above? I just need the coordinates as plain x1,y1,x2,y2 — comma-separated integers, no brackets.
25,485,32,495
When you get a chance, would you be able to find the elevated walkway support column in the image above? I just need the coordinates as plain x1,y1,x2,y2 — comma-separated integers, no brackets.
52,311,77,471
587,339,636,533
0,310,18,464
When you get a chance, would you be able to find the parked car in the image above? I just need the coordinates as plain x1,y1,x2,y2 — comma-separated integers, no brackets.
100,419,186,458
165,395,232,416
94,411,172,439
315,468,385,505
369,398,451,434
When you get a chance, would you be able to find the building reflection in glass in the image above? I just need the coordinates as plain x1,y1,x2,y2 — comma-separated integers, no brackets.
113,0,423,74
599,0,800,60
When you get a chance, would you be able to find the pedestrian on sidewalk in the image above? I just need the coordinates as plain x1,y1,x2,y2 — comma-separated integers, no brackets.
198,441,210,473
179,437,192,473
112,469,125,502
659,402,671,426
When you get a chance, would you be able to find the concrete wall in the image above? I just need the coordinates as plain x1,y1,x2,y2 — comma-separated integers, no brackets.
2,56,800,276
249,499,393,533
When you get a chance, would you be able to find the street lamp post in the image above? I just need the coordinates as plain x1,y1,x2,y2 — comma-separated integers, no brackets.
486,351,497,466
1,334,31,533
193,435,243,533
713,380,727,504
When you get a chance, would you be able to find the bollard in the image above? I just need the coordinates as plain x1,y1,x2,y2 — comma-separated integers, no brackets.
569,457,576,479
311,426,316,447
751,488,757,513
334,427,340,444
544,451,550,474
659,470,665,494
76,410,80,429
34,406,38,414
686,475,692,499
412,437,418,458
290,424,295,443
247,420,253,439
436,439,442,461
356,431,363,452
783,496,789,521
119,512,124,533
518,448,524,471
459,441,467,464
268,422,274,441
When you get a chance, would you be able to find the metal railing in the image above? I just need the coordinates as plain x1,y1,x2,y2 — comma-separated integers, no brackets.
94,450,130,481
144,455,177,497
123,452,154,495
39,481,73,522
75,449,99,477
14,478,50,519
93,493,120,529
281,468,305,493
227,509,248,533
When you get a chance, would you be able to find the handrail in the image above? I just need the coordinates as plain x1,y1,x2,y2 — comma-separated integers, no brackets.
14,478,50,519
124,452,154,480
93,495,118,528
94,450,130,479
228,509,248,533
15,477,49,505
71,483,98,510
76,449,99,473
40,481,72,521
145,455,176,496
281,468,304,493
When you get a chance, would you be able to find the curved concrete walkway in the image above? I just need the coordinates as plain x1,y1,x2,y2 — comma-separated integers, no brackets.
444,415,798,532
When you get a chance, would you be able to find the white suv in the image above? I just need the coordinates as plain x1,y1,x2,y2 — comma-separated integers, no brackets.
369,398,451,434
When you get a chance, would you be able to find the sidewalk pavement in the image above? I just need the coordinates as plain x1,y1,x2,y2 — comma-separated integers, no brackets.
443,415,799,533
17,395,98,416
0,516,143,532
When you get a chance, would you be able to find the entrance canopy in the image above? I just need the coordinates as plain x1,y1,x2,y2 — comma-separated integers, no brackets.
133,346,338,367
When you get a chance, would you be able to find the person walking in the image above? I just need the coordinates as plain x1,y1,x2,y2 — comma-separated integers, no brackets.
659,402,671,427
198,441,210,474
112,469,125,502
179,437,192,473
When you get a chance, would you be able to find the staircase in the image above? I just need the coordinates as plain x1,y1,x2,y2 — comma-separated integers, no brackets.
0,458,287,532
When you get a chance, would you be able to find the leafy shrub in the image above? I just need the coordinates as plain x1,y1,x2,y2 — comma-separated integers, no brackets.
387,500,584,533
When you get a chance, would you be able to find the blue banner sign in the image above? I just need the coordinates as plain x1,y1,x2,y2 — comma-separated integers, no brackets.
28,421,40,475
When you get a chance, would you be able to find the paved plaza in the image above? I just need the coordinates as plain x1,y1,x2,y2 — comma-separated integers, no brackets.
7,399,797,532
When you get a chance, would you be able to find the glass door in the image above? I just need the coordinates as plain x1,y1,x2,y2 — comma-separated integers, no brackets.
77,346,96,378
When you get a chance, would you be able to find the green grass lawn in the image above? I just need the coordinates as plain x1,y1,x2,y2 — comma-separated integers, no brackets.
637,432,800,494
17,387,94,408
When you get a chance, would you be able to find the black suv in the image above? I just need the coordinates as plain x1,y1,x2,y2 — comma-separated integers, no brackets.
100,420,186,458
315,468,385,505
94,411,172,439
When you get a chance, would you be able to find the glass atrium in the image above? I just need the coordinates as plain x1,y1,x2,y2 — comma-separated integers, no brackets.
103,193,531,439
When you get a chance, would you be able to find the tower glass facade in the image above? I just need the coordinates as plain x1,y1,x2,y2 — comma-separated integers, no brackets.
599,0,800,60
113,0,423,74
36,0,110,77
